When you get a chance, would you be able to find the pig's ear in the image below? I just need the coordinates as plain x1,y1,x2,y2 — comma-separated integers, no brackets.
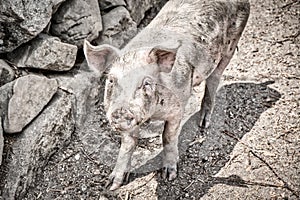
148,46,177,73
83,40,120,75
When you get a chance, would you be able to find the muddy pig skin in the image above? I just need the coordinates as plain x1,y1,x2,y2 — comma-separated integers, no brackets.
84,0,250,190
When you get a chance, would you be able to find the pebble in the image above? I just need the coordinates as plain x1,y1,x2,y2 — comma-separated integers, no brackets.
81,184,87,192
94,169,101,175
75,153,80,160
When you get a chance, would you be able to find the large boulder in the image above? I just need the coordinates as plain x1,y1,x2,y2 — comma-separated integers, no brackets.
8,34,77,71
51,0,102,47
96,6,137,48
0,0,66,53
52,66,102,126
1,90,75,199
3,75,58,133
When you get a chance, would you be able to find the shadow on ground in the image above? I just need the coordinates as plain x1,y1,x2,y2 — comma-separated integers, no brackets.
129,81,281,199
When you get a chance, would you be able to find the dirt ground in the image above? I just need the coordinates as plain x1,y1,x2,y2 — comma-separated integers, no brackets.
3,0,299,199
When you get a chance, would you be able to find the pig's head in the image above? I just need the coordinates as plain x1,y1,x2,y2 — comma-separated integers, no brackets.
84,40,177,132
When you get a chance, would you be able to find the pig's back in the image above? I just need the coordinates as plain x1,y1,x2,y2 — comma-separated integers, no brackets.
149,0,249,48
125,0,249,59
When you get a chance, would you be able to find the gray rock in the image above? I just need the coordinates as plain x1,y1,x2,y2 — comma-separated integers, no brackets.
0,81,14,121
99,0,126,11
0,59,15,87
53,67,102,126
51,0,102,47
96,6,137,48
126,0,163,24
0,0,65,53
0,82,12,165
8,34,77,71
1,90,75,199
4,75,58,133
0,117,3,165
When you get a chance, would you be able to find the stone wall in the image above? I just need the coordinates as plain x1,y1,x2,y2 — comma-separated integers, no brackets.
0,0,168,198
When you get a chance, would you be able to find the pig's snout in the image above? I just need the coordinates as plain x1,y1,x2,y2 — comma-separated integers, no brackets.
110,108,138,131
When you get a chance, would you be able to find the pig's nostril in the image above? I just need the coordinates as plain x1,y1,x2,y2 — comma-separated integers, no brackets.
110,109,137,130
126,117,135,125
120,108,127,115
111,112,120,119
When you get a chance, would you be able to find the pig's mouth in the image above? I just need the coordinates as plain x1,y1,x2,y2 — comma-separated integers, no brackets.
110,117,139,132
109,108,144,132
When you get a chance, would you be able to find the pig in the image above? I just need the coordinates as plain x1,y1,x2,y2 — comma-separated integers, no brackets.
84,0,250,190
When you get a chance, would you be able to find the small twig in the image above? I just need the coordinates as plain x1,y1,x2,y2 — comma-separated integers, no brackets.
80,147,101,165
59,151,77,163
48,188,63,193
188,136,206,147
184,180,196,191
64,185,76,191
281,0,298,9
36,192,43,199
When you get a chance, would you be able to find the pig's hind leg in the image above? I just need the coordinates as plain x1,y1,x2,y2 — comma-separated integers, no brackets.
198,2,249,127
199,39,240,128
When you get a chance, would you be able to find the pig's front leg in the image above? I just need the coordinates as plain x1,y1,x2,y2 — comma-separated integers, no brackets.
107,130,138,190
161,118,181,181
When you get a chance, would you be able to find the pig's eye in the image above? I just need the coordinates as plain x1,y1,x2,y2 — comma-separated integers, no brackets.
107,75,115,85
144,79,151,87
142,77,152,87
142,77,155,95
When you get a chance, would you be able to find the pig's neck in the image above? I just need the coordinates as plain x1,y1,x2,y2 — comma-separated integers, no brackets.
152,84,183,121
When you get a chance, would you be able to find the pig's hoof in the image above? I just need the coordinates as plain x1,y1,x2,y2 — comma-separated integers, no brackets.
105,172,130,191
109,181,122,191
161,166,177,181
198,108,211,129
